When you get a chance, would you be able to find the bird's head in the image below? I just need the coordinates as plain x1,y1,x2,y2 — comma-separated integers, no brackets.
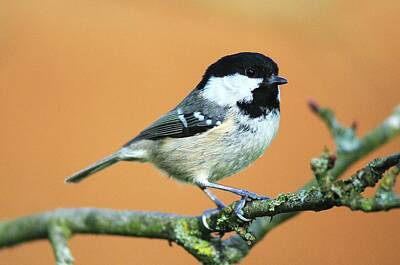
198,52,287,117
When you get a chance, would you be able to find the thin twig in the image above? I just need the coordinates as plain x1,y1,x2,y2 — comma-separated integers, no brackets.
0,103,399,265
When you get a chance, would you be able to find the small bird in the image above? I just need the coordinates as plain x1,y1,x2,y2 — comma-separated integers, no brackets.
65,52,287,222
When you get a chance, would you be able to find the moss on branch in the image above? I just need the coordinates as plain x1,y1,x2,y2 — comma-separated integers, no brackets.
0,103,399,265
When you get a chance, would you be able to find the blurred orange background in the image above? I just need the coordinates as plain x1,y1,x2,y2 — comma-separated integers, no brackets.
1,1,399,264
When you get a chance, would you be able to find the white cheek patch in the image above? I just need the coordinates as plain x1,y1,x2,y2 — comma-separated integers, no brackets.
201,73,263,106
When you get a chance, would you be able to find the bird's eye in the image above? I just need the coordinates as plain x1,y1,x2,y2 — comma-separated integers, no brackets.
245,67,256,77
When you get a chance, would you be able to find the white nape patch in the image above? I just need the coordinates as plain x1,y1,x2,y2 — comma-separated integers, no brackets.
201,73,263,106
206,119,212,125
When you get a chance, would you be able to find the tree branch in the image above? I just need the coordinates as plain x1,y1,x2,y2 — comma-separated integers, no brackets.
203,153,400,241
48,221,74,265
0,103,399,264
248,103,400,242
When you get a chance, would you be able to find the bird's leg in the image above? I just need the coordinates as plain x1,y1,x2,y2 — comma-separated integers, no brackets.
200,187,225,209
199,187,225,231
202,181,269,201
201,181,269,222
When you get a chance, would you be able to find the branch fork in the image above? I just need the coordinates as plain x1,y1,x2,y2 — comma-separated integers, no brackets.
1,102,399,264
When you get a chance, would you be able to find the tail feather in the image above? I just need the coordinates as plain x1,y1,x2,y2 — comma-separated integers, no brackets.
65,152,120,183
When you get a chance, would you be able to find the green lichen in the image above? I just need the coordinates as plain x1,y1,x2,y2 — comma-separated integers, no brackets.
49,219,72,239
193,239,215,256
311,149,336,187
216,214,229,229
268,193,289,211
360,198,374,212
174,219,190,237
58,223,72,239
174,219,218,261
234,226,255,246
379,166,399,191
380,176,393,191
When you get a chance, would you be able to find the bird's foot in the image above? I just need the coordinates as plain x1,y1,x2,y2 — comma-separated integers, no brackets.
201,208,223,233
234,192,270,222
201,190,270,228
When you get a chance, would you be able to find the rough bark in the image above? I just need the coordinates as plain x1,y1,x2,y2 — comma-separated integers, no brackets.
1,103,399,264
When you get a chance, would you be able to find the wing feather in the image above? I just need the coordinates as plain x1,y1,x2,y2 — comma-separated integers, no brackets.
124,108,224,145
123,90,227,146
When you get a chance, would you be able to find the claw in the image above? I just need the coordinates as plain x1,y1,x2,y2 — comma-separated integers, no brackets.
200,181,270,225
234,197,252,222
201,208,220,231
234,193,270,222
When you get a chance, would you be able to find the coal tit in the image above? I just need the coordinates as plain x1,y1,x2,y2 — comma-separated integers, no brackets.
65,52,288,222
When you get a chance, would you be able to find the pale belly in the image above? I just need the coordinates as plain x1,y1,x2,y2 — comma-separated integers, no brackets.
151,111,280,184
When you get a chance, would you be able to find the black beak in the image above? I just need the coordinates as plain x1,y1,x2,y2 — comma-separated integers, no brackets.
267,75,288,86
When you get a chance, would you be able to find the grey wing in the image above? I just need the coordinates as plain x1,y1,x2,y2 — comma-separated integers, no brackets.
124,107,225,145
123,89,227,145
